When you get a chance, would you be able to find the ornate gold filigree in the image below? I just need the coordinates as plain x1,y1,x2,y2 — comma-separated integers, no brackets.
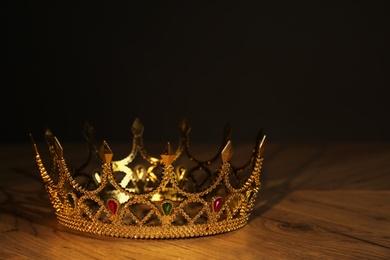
31,118,266,239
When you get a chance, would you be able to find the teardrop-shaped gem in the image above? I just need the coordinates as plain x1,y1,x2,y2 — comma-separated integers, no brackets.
213,197,223,212
162,201,172,215
107,199,118,214
67,194,75,208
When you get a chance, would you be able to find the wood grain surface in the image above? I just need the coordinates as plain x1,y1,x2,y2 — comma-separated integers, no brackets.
1,141,389,259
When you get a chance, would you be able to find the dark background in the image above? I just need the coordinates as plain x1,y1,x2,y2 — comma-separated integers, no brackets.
2,1,390,145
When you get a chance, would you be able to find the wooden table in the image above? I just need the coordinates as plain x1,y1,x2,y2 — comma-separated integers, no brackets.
1,141,389,259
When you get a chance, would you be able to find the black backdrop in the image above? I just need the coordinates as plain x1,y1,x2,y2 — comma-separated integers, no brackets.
2,1,390,145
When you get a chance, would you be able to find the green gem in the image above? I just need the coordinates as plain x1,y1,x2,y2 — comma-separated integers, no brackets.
67,194,75,208
162,202,172,215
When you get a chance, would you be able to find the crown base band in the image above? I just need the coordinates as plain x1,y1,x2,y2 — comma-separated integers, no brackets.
57,214,250,239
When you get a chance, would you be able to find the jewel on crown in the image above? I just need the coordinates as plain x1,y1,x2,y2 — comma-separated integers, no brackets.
31,118,266,239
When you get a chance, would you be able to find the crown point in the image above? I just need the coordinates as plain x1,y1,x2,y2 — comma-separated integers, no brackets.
45,128,54,141
44,128,56,150
258,133,266,157
29,133,39,154
161,142,175,165
132,118,144,137
54,137,64,159
99,141,113,164
180,118,191,136
221,140,233,163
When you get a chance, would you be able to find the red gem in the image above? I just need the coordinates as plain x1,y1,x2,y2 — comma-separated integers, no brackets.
213,198,223,212
107,200,118,214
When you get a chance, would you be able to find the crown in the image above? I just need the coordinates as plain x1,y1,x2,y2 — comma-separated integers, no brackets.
31,118,266,239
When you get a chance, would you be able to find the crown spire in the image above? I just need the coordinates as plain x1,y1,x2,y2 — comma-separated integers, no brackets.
131,118,144,137
29,133,39,155
53,137,64,159
160,142,175,165
221,140,234,163
99,141,113,164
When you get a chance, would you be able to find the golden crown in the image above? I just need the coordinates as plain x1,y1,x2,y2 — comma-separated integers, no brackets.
31,118,266,239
